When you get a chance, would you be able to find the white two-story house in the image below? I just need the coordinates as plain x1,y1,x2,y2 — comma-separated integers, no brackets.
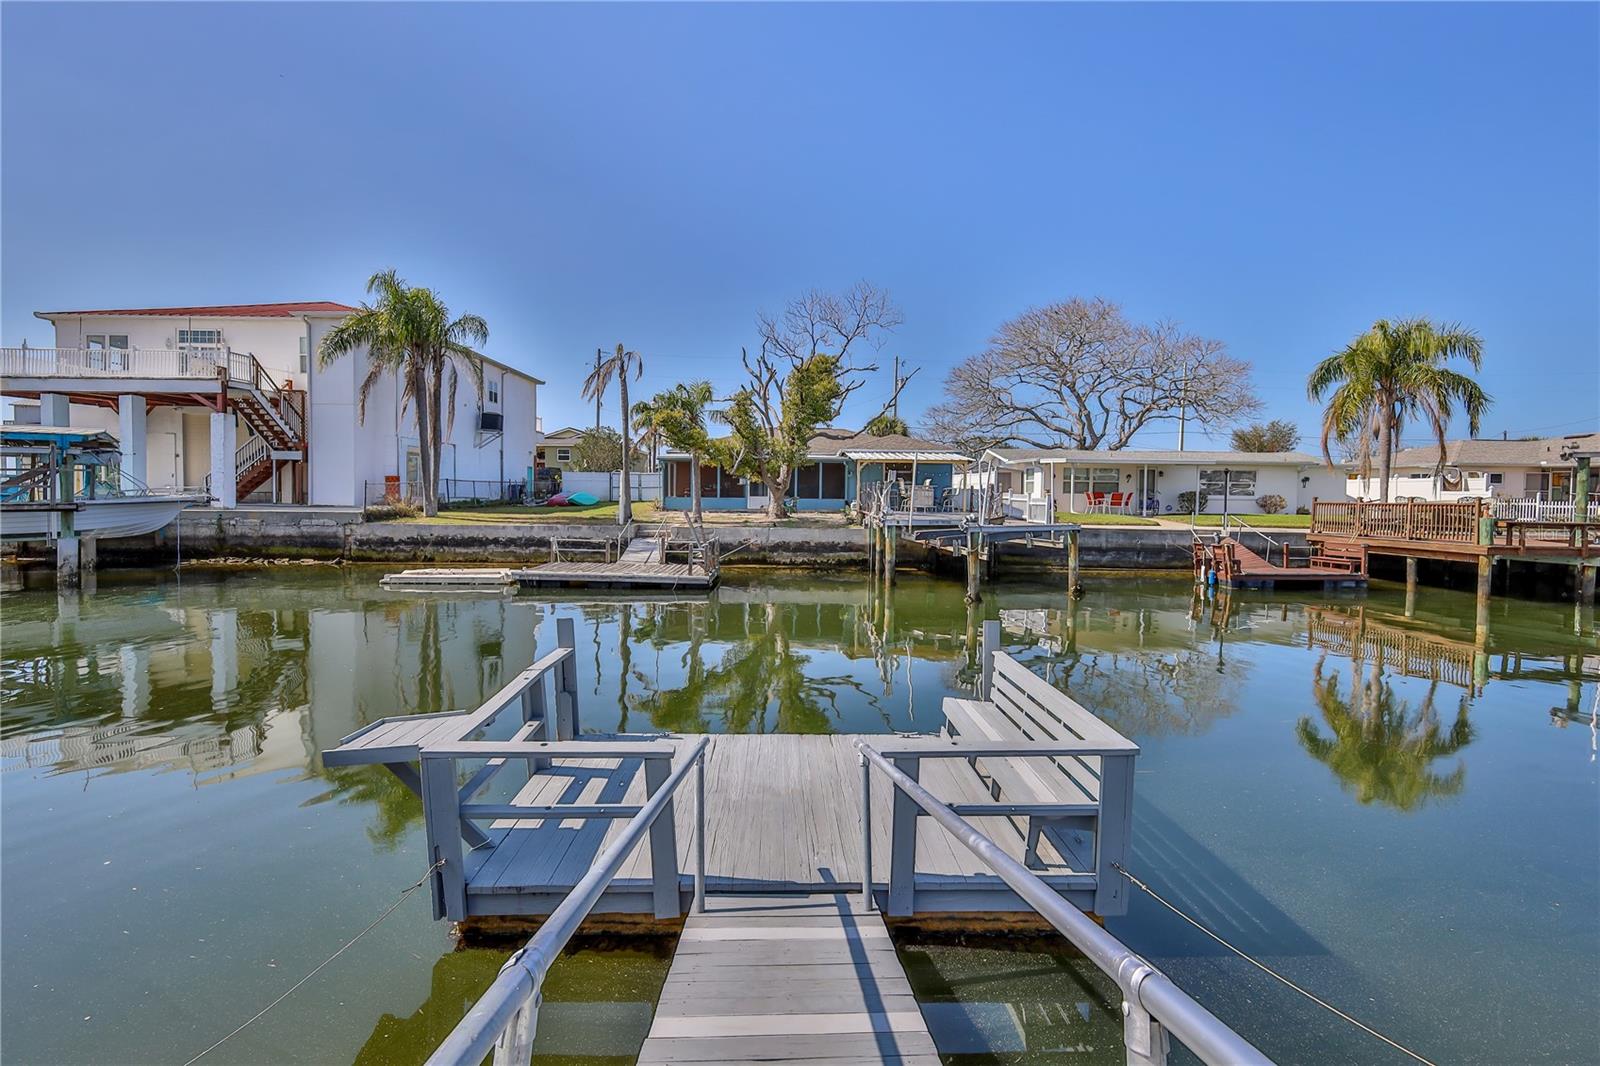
1,302,542,508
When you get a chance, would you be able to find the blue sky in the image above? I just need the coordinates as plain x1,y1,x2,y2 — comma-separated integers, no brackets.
3,2,1595,447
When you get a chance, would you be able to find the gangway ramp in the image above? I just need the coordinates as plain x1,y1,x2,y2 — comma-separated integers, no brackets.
638,893,938,1065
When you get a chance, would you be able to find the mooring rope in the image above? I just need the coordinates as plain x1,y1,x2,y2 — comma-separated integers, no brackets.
1111,862,1439,1066
182,858,446,1066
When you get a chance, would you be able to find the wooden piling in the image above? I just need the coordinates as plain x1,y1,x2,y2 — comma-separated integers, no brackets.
1474,555,1492,644
1580,564,1596,604
1067,529,1082,597
964,533,981,604
884,525,897,586
1404,556,1418,617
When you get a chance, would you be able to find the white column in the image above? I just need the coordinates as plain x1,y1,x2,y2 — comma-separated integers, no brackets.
209,411,237,508
117,395,147,491
39,393,69,426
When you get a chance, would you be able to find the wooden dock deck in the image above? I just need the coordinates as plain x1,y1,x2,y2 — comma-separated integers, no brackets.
1195,536,1368,591
513,561,715,589
513,532,720,589
638,893,939,1065
453,733,1098,915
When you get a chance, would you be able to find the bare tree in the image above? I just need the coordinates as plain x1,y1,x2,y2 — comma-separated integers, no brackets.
924,297,1259,452
716,283,909,518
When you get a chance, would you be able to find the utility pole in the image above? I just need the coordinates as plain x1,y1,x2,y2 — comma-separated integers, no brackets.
1177,364,1189,452
593,348,602,434
892,354,900,421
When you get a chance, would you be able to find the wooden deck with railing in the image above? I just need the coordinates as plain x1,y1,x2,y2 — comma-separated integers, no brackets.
1310,499,1598,560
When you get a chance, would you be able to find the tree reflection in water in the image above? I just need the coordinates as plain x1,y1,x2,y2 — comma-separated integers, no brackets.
1296,655,1474,810
628,600,889,733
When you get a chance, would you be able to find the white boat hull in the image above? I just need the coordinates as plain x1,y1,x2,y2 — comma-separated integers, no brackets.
0,495,206,541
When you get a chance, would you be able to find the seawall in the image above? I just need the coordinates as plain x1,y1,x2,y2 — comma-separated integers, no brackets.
92,508,1304,570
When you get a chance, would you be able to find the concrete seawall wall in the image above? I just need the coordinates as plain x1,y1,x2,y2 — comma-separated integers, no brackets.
97,508,1305,570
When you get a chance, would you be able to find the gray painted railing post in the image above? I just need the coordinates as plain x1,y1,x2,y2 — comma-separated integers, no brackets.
555,618,578,740
491,990,539,1066
1096,753,1136,915
524,672,550,775
859,752,873,911
420,754,468,921
980,619,998,700
887,754,920,916
644,757,681,918
1120,966,1171,1066
693,756,706,914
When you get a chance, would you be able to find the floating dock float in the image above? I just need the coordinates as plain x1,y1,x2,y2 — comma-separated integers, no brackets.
379,567,517,590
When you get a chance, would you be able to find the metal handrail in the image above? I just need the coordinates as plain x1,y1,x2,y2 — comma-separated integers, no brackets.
427,735,710,1066
856,740,1272,1066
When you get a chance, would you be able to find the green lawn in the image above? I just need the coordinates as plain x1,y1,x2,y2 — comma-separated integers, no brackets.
399,501,655,525
1055,511,1161,526
1186,512,1311,528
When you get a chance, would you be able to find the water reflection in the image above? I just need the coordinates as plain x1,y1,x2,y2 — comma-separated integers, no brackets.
2,568,1596,1066
1297,658,1474,811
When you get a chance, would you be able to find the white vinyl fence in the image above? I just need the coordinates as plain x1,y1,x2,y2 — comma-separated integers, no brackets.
562,470,662,502
1492,498,1600,522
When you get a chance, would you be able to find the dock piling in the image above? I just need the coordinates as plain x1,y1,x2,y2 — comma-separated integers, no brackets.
1067,528,1082,597
1474,555,1492,644
964,533,981,604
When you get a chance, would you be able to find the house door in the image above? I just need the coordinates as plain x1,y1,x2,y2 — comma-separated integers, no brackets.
1136,469,1159,513
747,476,768,512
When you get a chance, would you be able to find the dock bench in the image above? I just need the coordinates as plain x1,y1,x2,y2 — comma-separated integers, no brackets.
938,633,1138,916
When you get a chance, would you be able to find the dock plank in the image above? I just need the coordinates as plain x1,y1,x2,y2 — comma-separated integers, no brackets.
638,893,936,1066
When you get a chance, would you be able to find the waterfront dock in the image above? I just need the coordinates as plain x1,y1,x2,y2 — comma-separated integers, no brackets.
511,527,720,590
322,619,1278,1065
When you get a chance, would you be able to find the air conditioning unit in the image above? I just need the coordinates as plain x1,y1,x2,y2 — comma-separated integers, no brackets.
479,412,503,432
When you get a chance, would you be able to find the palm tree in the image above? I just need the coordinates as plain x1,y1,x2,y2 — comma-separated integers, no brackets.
630,395,665,474
1307,318,1488,501
638,381,716,523
320,270,487,516
582,344,644,524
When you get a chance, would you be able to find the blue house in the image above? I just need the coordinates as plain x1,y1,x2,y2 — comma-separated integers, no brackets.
660,428,971,512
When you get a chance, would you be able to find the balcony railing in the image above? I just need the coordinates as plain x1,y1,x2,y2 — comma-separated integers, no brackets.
1,346,233,380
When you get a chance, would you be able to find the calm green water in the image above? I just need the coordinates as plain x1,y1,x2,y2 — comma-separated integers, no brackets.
1,567,1595,1064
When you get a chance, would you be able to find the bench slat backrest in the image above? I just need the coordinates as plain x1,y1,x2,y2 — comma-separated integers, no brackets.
989,653,1134,751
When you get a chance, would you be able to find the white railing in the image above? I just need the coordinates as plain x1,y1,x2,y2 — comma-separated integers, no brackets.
235,435,270,475
1,346,232,380
1492,498,1600,522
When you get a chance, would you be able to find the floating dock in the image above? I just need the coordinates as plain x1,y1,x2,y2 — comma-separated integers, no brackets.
514,531,720,590
1193,536,1368,591
379,567,517,590
323,619,1270,1066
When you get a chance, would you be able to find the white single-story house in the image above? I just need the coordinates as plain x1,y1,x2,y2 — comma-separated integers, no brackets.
977,448,1350,516
1349,433,1598,504
660,429,971,512
0,301,543,508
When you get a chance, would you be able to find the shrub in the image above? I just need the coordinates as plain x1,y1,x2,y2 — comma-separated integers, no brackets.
1295,506,1310,515
1176,490,1209,514
365,497,422,521
1256,494,1287,514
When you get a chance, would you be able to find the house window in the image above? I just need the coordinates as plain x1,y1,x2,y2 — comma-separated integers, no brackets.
487,381,499,404
1487,472,1503,486
556,448,571,463
1199,469,1258,496
1089,467,1119,495
719,466,744,499
299,336,309,374
177,329,221,346
84,334,129,369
